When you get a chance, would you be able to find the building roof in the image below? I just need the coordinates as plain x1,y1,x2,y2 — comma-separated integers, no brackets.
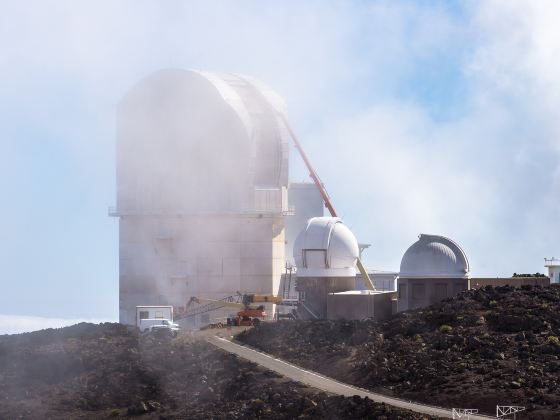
120,69,287,140
399,234,470,279
116,69,289,214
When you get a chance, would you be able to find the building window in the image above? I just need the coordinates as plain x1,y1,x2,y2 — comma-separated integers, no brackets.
155,311,164,319
412,284,425,299
139,311,149,320
298,291,306,302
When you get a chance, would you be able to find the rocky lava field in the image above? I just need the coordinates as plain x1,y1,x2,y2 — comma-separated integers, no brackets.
0,323,435,419
239,285,560,419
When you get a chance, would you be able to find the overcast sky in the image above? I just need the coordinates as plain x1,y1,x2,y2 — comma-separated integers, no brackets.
0,1,559,328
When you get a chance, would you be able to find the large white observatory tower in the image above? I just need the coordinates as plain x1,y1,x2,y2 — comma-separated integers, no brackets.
114,69,291,325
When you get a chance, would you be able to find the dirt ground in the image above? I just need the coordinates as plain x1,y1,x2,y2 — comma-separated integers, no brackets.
0,323,437,419
238,285,560,419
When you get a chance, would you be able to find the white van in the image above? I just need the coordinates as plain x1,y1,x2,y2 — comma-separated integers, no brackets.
139,318,180,336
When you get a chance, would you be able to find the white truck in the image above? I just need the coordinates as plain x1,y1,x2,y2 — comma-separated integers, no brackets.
135,306,179,336
139,318,180,336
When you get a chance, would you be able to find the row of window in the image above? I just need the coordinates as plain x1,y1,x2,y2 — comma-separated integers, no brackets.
139,310,165,319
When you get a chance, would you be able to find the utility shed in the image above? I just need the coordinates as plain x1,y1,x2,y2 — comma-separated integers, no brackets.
327,290,396,321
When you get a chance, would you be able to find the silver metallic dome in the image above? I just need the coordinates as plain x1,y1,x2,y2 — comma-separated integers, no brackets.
399,234,470,278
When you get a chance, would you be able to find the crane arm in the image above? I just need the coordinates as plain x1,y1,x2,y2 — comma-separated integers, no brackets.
244,294,284,304
187,296,245,310
281,116,338,218
279,114,375,291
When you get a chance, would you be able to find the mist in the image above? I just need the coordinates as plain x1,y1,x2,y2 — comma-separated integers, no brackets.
1,1,559,322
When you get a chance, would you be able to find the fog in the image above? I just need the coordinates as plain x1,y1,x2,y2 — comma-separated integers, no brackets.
115,69,290,325
0,1,559,322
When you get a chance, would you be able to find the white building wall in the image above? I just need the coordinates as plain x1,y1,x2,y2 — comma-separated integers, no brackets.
119,216,285,325
546,258,560,284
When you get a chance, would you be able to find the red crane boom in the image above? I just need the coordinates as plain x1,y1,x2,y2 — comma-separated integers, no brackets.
280,115,375,290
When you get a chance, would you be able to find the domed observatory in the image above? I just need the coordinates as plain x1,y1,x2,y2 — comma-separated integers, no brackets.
115,69,289,326
397,234,470,311
293,217,359,319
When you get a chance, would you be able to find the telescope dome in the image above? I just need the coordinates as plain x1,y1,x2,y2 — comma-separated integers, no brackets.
400,234,470,279
117,69,289,214
293,217,359,277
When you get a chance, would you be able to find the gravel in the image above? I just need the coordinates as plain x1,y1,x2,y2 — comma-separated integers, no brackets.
238,285,560,418
0,322,436,419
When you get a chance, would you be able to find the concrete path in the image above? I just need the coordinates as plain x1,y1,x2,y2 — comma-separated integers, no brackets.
208,335,493,419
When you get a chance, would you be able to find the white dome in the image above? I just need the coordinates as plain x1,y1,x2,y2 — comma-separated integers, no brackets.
117,69,289,214
293,217,359,277
399,234,470,279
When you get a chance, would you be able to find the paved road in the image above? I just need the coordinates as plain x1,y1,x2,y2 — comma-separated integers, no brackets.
208,335,493,419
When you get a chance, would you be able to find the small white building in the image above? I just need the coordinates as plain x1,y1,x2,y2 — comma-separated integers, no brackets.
545,258,560,284
135,306,173,328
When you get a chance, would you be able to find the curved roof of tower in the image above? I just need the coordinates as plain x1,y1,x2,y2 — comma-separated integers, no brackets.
120,69,287,140
117,69,289,213
399,234,470,279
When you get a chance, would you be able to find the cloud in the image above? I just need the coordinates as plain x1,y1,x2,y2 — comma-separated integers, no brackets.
298,0,560,275
0,314,115,335
0,1,559,319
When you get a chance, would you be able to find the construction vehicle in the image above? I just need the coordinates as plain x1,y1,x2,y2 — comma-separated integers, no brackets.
228,307,266,327
186,295,267,327
175,292,297,326
229,293,298,326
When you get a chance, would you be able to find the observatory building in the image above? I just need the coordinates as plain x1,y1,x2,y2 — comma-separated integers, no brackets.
293,217,359,318
115,68,549,326
114,69,323,325
293,217,395,320
397,234,470,311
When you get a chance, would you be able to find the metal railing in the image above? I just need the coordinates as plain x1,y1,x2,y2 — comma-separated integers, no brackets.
107,206,289,217
545,257,559,265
